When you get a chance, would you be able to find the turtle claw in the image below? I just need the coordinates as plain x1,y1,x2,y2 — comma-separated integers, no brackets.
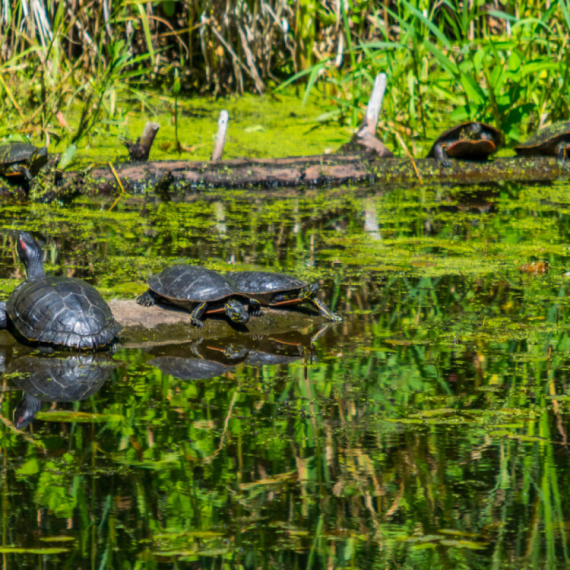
249,300,263,316
136,291,155,307
438,158,454,168
191,319,204,328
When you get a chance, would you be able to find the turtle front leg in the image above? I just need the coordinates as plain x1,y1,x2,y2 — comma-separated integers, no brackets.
556,142,570,170
190,302,207,328
249,299,262,316
0,302,7,329
7,165,34,184
136,290,156,307
434,143,453,168
309,298,342,322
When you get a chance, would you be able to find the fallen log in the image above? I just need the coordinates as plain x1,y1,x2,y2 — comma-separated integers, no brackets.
80,155,569,196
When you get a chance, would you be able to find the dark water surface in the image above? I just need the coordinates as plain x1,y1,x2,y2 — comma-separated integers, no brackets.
1,183,570,568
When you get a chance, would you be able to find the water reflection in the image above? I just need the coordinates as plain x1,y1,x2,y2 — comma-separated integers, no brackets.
0,186,570,566
148,337,250,381
6,353,116,428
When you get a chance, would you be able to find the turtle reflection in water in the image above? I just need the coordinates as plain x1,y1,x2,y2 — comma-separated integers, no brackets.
246,331,318,366
148,339,250,381
137,265,255,327
7,353,117,429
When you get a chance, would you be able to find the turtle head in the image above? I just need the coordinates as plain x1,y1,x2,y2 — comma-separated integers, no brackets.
28,146,48,175
469,122,483,137
17,231,45,281
14,394,42,430
299,283,319,301
225,299,250,324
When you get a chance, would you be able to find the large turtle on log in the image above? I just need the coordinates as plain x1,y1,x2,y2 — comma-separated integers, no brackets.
0,232,121,350
515,121,570,167
427,122,503,167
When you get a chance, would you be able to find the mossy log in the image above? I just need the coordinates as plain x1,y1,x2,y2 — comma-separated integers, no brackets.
82,155,569,195
110,300,329,347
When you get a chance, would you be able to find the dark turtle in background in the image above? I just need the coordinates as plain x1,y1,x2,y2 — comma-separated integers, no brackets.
515,121,570,167
7,353,116,429
0,232,121,350
0,142,48,184
427,122,503,167
137,265,255,327
148,338,250,381
228,271,342,322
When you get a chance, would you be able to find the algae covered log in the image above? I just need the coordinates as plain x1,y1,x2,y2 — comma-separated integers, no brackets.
82,155,570,195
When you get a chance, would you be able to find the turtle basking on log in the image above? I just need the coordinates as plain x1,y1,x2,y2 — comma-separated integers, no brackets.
0,142,48,185
228,270,342,322
515,121,570,167
427,122,503,167
0,232,121,350
136,265,257,327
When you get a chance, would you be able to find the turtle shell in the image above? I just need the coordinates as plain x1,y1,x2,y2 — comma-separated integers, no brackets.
148,265,244,305
6,276,122,349
230,271,307,295
0,142,47,171
515,121,570,156
427,122,503,159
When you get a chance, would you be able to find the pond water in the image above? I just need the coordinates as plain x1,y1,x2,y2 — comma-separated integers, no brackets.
1,181,570,568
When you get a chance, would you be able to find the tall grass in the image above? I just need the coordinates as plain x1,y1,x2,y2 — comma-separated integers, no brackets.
0,0,569,150
285,0,570,149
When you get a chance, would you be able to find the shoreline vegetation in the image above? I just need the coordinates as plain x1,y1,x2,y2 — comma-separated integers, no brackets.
0,0,568,161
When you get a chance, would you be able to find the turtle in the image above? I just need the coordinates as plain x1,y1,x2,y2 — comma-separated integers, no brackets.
514,121,570,167
0,232,122,350
0,142,48,184
7,353,115,429
427,122,503,167
227,271,342,322
136,265,255,327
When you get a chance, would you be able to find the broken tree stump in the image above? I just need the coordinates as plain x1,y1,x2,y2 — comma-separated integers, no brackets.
123,122,160,161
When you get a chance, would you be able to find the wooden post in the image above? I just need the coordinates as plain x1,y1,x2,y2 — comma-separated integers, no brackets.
338,73,392,157
123,122,160,161
211,110,229,162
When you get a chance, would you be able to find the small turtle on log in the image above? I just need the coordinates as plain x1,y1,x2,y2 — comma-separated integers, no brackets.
136,265,257,327
515,121,570,167
228,270,342,322
0,142,48,186
427,122,503,167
